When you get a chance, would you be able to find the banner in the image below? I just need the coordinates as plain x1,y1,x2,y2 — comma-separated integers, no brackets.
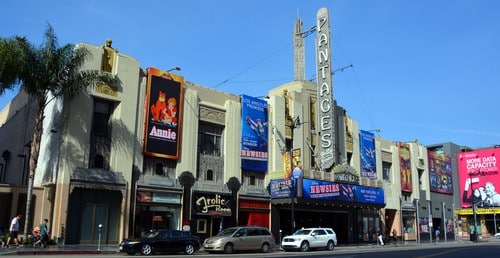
143,67,184,159
241,95,268,172
457,148,500,208
428,150,453,194
360,130,377,179
398,142,412,193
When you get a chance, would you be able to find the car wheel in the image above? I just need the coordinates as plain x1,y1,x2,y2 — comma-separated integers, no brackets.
326,240,335,251
141,244,154,256
261,243,270,253
184,243,195,255
496,235,500,239
300,241,310,252
223,243,234,254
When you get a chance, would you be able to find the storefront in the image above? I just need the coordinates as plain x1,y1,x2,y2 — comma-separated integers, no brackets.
134,189,182,237
238,197,270,228
270,178,385,244
192,191,232,241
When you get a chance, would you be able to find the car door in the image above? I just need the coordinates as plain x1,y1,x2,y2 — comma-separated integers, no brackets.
311,229,326,248
232,228,249,251
155,230,172,253
247,228,261,251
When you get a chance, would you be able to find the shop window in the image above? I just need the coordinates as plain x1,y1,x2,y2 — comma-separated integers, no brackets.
197,219,207,233
206,170,214,181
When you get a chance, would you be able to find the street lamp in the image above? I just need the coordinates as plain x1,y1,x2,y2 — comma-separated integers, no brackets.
469,173,478,242
288,116,301,232
166,66,181,72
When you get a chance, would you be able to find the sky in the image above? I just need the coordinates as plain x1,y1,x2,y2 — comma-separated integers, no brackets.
1,0,500,149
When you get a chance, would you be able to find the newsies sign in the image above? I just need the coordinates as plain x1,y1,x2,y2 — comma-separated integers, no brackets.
316,7,335,170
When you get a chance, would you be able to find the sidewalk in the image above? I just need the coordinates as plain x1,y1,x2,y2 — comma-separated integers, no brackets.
0,244,118,256
1,237,497,256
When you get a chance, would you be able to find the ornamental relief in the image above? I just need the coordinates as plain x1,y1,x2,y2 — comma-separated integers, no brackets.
199,106,225,125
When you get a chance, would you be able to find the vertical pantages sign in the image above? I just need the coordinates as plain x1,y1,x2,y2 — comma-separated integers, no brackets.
360,130,377,179
316,7,335,170
143,67,184,159
398,142,412,193
241,95,268,172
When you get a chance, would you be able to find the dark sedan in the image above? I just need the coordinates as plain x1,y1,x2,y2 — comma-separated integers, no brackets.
119,229,201,255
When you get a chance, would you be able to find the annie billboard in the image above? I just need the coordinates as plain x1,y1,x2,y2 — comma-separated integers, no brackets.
458,148,500,208
143,67,184,159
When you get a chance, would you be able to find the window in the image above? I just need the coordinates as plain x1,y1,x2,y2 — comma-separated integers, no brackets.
206,169,214,181
249,175,256,186
155,163,164,176
91,98,114,137
382,162,391,181
94,155,104,169
198,122,223,156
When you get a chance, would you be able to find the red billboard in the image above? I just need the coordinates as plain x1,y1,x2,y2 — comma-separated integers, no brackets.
143,67,184,159
458,148,500,208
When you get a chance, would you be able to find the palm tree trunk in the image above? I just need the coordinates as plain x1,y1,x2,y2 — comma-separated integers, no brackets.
23,101,44,242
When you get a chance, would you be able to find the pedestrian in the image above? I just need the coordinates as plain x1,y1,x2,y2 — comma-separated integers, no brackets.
6,214,22,248
34,219,49,247
392,228,398,242
377,229,384,246
0,224,5,247
435,227,441,241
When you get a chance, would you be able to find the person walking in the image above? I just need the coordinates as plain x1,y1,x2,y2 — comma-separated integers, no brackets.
34,219,49,247
6,215,22,247
377,229,385,246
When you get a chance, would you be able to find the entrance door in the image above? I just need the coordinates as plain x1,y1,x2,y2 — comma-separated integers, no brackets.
81,203,109,244
210,217,223,237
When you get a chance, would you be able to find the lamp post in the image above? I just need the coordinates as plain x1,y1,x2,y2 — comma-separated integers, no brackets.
442,202,447,242
288,116,301,232
98,223,103,251
469,174,478,242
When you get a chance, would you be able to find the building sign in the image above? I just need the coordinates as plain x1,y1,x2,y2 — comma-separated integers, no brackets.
270,178,384,205
143,67,184,159
241,95,268,172
360,130,377,179
270,179,293,198
457,147,500,208
302,179,384,204
194,193,232,216
315,7,335,170
398,142,412,193
428,150,453,194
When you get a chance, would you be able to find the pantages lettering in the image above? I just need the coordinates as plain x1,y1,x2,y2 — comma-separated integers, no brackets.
196,194,231,214
316,7,335,169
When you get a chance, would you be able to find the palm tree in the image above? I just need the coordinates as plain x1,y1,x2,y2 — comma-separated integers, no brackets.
0,23,115,241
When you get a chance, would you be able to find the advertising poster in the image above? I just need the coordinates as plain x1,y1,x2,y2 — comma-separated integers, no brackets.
428,150,453,194
143,67,184,159
398,142,412,193
458,148,500,208
241,95,268,172
360,130,377,179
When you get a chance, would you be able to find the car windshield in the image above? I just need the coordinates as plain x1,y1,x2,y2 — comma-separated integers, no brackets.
143,231,160,238
217,228,238,236
293,229,312,235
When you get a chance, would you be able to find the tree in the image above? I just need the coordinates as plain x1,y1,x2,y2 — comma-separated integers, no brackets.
0,23,115,241
226,177,241,227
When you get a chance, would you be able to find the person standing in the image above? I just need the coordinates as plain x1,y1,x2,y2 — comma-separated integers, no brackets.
6,215,22,247
377,229,385,246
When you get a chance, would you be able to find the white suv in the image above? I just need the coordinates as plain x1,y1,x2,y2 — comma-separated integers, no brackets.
281,227,337,252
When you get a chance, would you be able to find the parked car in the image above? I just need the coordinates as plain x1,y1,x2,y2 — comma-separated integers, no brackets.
119,229,201,255
281,227,337,252
202,226,275,254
